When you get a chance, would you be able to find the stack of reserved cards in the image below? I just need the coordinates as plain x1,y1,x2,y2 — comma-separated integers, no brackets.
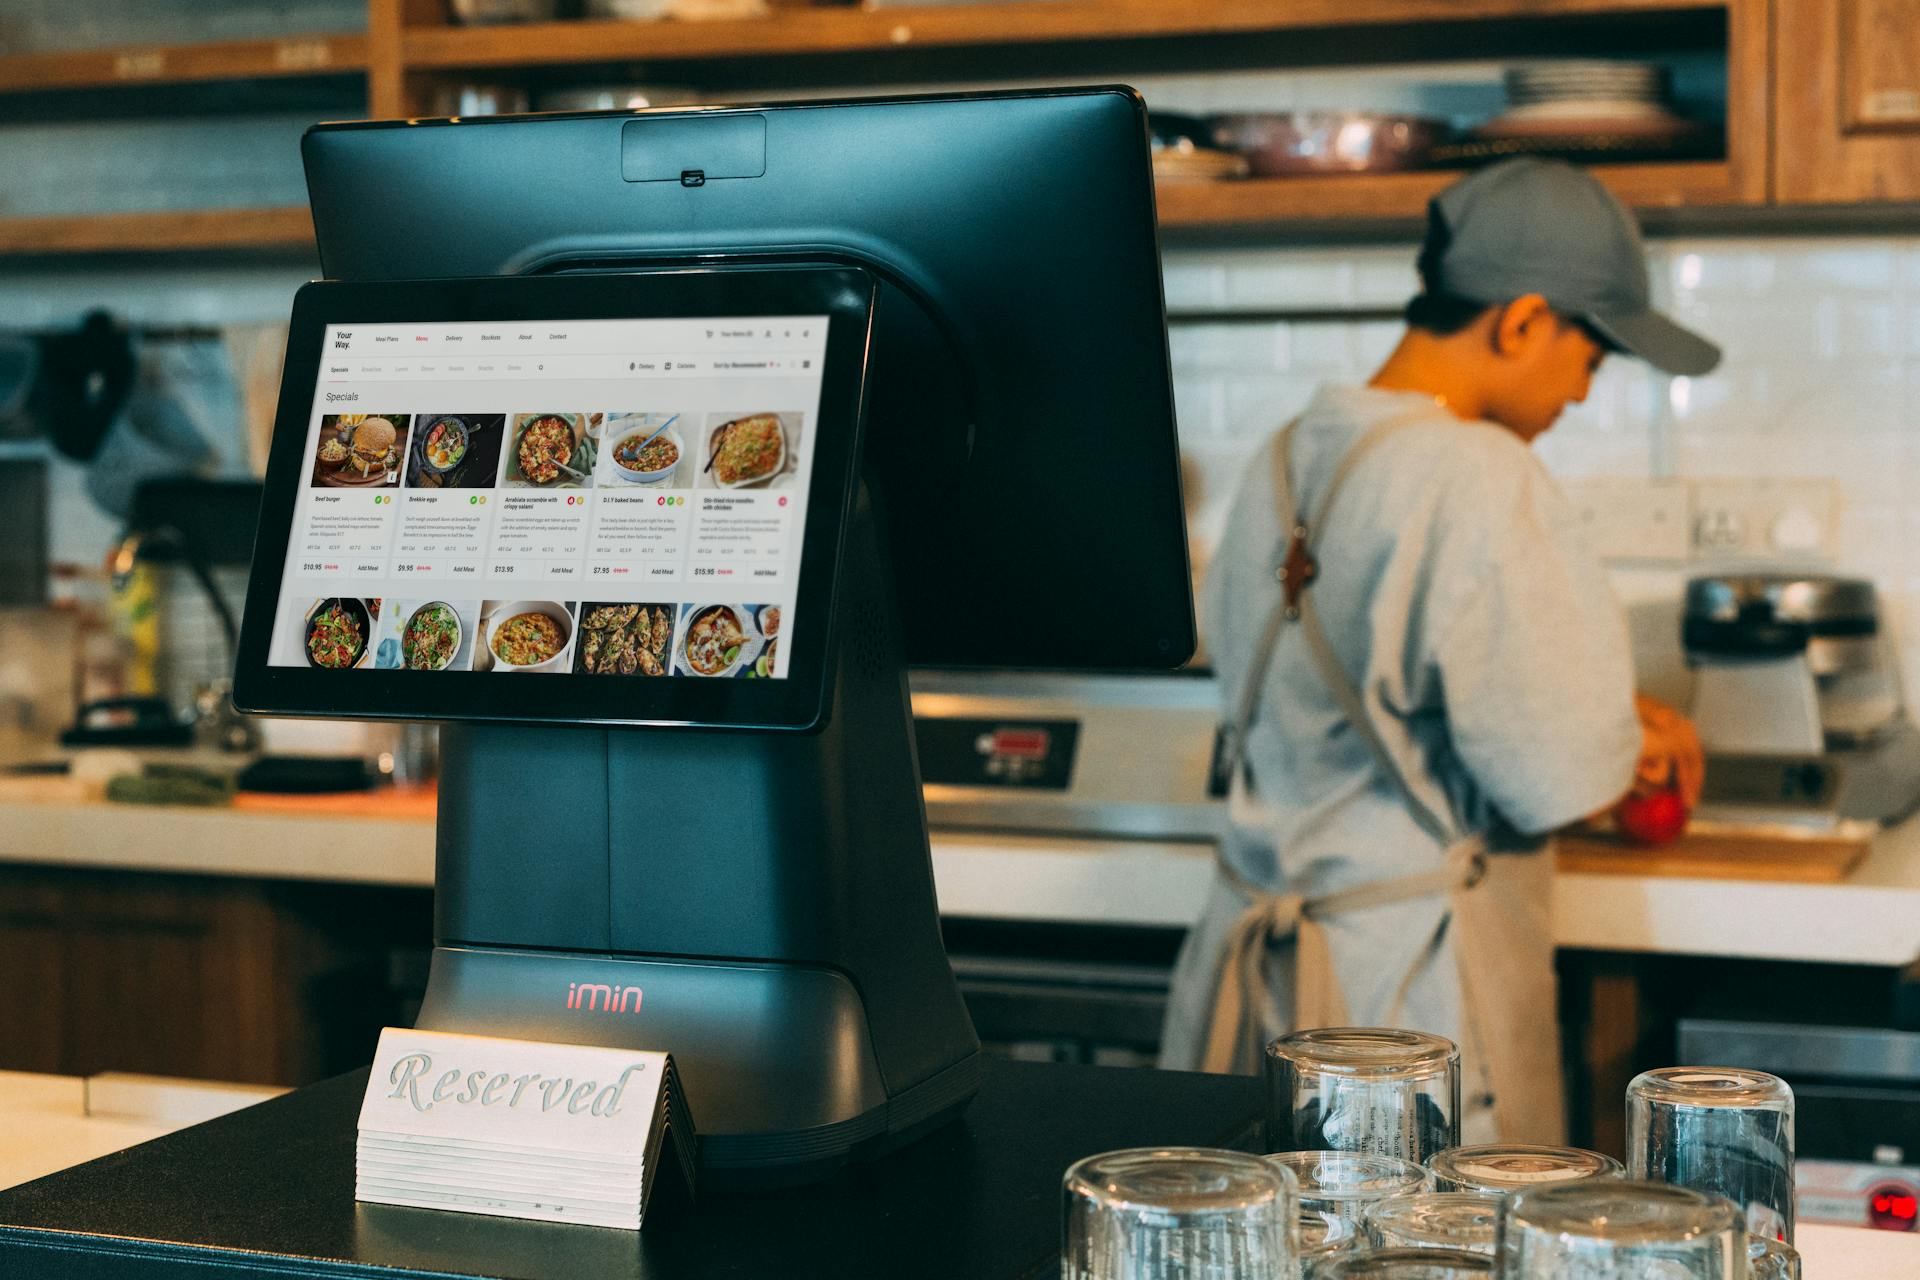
356,1027,695,1230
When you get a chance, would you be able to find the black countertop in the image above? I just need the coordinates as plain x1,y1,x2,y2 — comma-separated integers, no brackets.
0,1058,1261,1279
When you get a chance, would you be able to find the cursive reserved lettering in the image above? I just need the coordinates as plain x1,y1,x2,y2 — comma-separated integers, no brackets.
386,1052,648,1117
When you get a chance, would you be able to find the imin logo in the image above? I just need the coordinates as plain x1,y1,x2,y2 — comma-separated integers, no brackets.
566,982,643,1013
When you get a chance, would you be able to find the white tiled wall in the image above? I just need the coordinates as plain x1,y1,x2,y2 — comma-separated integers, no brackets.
1168,235,1920,700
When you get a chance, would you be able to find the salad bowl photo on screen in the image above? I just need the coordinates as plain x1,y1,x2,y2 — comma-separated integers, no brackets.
300,597,378,669
371,599,477,672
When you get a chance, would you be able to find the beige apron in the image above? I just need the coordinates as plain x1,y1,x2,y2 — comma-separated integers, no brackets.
1200,414,1567,1146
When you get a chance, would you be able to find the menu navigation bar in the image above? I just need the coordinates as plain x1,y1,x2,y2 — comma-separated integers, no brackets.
323,353,819,383
330,317,819,357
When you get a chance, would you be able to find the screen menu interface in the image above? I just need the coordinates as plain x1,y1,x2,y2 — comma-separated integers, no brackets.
267,316,828,681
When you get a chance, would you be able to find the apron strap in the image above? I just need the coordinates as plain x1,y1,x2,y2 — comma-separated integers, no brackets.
1298,587,1457,846
1218,413,1428,790
1201,838,1487,1074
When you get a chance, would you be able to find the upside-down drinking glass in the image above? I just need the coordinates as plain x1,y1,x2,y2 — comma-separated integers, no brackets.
1497,1180,1744,1279
1363,1191,1501,1255
1306,1246,1494,1278
1626,1067,1795,1243
1426,1144,1622,1195
1267,1028,1461,1163
1266,1150,1428,1228
1062,1147,1295,1280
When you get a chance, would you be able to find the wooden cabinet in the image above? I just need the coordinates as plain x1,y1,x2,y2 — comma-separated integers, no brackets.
0,0,1777,253
1776,0,1920,203
6,0,1920,253
0,866,428,1087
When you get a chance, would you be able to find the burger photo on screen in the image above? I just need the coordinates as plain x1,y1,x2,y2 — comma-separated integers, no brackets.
350,416,400,481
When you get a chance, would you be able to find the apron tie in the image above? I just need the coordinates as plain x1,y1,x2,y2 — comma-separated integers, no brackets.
1201,841,1486,1076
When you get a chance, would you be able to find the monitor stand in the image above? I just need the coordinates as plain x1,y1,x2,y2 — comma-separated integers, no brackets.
419,487,981,1186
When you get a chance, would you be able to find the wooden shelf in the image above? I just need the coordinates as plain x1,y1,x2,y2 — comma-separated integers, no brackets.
1155,161,1744,230
402,0,1720,71
0,34,367,95
0,208,315,256
0,161,1743,255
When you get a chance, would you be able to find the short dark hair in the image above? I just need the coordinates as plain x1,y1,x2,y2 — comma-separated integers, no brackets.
1405,292,1615,352
1404,292,1494,335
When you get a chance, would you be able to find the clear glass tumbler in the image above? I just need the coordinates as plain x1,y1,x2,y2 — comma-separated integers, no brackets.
1626,1067,1796,1242
1426,1143,1622,1194
1497,1179,1744,1279
1305,1246,1494,1278
1266,1028,1461,1162
1747,1233,1801,1280
1362,1191,1501,1254
1298,1207,1357,1271
1062,1147,1295,1280
1266,1150,1428,1228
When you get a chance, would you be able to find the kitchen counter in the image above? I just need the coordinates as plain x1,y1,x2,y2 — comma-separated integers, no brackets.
2,787,1919,966
0,1072,170,1192
0,1060,1908,1278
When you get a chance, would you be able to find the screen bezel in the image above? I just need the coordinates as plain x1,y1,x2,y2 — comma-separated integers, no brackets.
233,265,874,732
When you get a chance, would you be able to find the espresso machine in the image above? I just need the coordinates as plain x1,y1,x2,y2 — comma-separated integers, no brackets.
1684,573,1920,828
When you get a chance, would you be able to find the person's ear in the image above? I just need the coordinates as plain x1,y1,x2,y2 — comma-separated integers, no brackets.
1491,294,1555,358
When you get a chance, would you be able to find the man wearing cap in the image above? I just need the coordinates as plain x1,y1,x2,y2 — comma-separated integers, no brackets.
1160,158,1710,1145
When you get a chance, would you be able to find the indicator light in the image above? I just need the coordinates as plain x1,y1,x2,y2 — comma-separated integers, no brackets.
1868,1183,1919,1231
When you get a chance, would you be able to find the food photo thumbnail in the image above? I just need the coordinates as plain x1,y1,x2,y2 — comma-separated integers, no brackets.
372,599,479,672
474,600,579,673
405,414,506,489
698,412,800,490
674,602,778,678
602,412,689,488
504,413,599,490
576,602,677,677
299,596,381,669
311,415,410,487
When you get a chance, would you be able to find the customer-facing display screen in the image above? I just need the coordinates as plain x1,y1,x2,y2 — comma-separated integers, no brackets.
266,316,827,683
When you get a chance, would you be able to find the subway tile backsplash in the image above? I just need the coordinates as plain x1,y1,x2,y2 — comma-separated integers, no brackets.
1168,235,1920,700
12,233,1920,699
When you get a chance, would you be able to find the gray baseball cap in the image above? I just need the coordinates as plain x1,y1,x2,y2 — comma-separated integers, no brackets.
1419,157,1721,376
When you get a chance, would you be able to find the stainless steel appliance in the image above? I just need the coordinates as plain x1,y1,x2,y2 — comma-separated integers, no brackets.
914,668,1227,844
1678,1018,1920,1233
1684,573,1920,829
913,669,1225,1063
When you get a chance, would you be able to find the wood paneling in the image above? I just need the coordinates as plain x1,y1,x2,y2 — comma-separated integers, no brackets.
0,35,366,94
1841,0,1920,133
1776,0,1920,202
0,867,429,1087
402,0,1726,70
1157,161,1750,232
0,209,314,257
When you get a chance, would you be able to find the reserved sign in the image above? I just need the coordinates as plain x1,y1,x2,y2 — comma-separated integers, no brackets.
361,1028,665,1155
356,1028,693,1228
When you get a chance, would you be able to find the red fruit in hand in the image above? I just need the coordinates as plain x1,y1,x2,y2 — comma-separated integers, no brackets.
1614,788,1689,846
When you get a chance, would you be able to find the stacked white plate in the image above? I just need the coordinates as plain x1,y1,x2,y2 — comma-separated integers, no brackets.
1481,61,1693,141
1152,141,1250,182
1504,61,1667,107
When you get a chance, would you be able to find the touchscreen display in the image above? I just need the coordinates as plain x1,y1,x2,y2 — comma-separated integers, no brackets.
266,316,828,682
